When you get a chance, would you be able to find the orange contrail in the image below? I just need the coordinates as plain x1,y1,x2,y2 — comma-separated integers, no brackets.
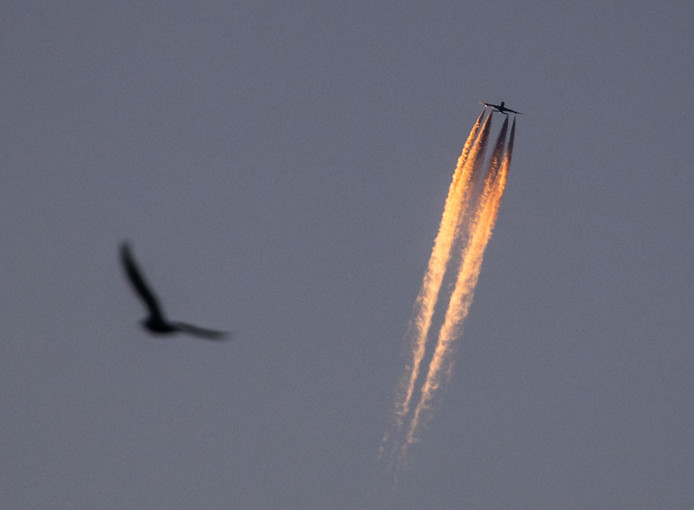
377,110,492,508
378,113,517,508
383,111,491,451
402,116,513,452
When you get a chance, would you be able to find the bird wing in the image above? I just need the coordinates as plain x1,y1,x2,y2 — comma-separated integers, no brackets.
120,242,166,322
172,322,230,341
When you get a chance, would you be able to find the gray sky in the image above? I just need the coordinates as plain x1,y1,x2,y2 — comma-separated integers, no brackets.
2,1,693,509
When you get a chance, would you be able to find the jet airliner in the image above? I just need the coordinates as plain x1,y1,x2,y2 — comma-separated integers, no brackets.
480,100,522,115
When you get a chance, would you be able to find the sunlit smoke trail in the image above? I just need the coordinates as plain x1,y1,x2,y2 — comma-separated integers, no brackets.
376,111,492,509
383,111,491,451
402,116,513,453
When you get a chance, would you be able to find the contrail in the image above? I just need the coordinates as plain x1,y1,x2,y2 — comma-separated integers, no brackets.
378,112,517,506
382,110,491,452
403,118,512,449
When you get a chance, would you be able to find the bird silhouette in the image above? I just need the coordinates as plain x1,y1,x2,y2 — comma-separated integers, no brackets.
120,242,229,340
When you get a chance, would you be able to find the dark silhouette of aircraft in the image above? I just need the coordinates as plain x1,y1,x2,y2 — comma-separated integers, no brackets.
480,100,522,115
120,242,229,341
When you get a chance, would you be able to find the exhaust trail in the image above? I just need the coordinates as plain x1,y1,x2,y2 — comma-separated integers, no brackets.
402,118,511,449
383,110,491,451
377,111,517,509
501,116,517,181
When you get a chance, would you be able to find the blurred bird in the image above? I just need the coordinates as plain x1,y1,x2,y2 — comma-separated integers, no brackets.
120,242,229,341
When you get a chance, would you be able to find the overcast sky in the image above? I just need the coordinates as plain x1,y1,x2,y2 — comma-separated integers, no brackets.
2,1,693,509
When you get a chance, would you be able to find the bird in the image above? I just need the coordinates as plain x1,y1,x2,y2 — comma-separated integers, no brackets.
120,241,229,341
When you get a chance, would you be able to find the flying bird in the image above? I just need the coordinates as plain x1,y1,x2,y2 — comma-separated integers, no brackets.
120,242,229,340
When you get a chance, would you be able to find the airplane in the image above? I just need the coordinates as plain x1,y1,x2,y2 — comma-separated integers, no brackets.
480,100,522,115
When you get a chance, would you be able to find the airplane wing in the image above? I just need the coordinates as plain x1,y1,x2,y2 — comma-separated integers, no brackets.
505,108,522,114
